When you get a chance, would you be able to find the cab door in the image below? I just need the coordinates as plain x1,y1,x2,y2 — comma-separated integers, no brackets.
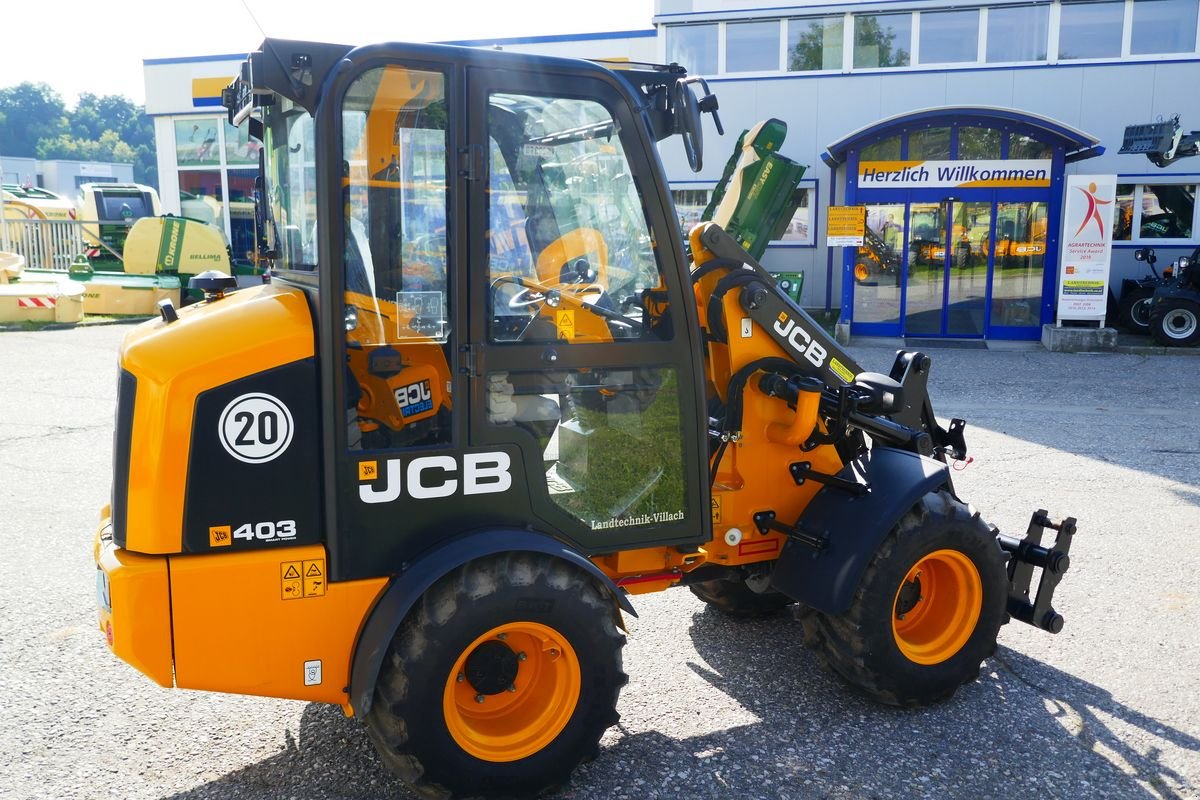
465,66,709,554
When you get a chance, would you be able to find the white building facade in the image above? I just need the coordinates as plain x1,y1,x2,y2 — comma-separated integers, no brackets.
143,4,1200,338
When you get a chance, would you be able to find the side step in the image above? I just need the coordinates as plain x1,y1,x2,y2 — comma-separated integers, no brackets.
996,511,1076,633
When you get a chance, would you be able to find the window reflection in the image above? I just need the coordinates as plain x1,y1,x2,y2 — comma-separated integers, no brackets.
490,367,687,529
788,16,844,71
341,65,452,450
486,93,670,345
861,136,901,160
1115,184,1135,241
1008,134,1053,160
1140,185,1195,239
987,5,1049,62
919,10,978,64
909,128,951,160
666,24,718,74
991,202,1047,328
727,21,780,72
854,14,911,68
1059,0,1124,59
957,127,1002,160
852,203,905,325
1132,0,1198,54
175,119,220,167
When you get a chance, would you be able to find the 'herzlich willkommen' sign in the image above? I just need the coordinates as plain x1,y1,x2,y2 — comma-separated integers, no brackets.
858,159,1052,189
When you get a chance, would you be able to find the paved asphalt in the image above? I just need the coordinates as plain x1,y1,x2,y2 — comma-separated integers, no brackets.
0,323,1197,800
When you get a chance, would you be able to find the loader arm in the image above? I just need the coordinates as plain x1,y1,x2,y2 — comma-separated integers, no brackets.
692,222,967,462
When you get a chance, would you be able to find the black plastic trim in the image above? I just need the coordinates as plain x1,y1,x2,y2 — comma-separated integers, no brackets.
768,446,949,615
111,369,136,548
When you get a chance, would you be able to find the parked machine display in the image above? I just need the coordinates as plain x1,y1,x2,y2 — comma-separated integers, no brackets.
1120,117,1200,346
93,39,1077,798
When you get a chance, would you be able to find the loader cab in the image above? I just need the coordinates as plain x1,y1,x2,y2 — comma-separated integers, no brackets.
238,41,710,580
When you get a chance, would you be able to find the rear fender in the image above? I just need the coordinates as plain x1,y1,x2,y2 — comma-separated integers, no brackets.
768,446,949,614
348,529,636,715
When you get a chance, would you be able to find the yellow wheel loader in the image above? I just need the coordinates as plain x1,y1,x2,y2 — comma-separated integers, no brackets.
94,39,1076,798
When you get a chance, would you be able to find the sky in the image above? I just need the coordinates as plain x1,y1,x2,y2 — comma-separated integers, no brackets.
0,0,656,107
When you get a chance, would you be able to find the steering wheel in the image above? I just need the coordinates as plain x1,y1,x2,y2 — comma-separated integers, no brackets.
507,282,605,310
535,228,610,286
494,275,634,329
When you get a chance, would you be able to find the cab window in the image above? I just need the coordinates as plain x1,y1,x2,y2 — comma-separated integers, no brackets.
341,65,452,449
485,93,671,344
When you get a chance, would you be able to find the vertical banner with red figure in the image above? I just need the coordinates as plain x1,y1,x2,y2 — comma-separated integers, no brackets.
1057,175,1118,324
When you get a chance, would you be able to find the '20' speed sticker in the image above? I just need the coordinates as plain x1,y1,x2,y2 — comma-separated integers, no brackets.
219,392,295,464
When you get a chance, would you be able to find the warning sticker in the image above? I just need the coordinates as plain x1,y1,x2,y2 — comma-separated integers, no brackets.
711,495,722,525
303,559,326,598
281,561,303,600
209,525,232,548
556,310,576,340
359,460,378,481
828,358,855,384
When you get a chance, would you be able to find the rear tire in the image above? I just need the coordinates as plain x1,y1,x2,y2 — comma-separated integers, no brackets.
365,553,626,799
1150,298,1200,347
1118,286,1154,334
800,490,1007,707
689,577,794,618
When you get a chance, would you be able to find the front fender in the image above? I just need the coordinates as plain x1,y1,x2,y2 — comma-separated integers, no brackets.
348,529,636,715
768,446,950,614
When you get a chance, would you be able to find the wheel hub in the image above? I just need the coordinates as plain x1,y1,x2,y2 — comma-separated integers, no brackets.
891,549,984,665
894,575,922,618
1165,309,1198,339
464,640,519,695
1131,297,1152,327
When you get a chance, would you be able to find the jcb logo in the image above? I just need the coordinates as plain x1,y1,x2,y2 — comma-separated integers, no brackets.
773,312,828,368
359,452,512,504
395,380,433,418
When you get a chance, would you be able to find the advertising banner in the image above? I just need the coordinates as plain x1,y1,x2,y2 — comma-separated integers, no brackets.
826,205,866,246
858,159,1052,189
1057,175,1118,323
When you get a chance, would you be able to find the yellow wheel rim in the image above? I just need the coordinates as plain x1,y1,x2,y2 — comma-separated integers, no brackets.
854,263,870,281
892,549,983,665
443,621,581,763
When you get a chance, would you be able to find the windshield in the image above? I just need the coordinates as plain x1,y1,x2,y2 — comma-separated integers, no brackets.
262,99,317,270
485,92,669,343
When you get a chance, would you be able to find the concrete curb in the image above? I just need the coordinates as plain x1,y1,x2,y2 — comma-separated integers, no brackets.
0,316,151,333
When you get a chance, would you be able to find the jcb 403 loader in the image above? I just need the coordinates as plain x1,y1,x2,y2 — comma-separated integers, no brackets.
94,39,1075,798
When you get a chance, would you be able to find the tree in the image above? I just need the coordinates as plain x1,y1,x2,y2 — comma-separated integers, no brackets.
0,83,69,157
1,83,158,189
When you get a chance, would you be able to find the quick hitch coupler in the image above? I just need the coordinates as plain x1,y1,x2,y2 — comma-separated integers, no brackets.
995,511,1077,634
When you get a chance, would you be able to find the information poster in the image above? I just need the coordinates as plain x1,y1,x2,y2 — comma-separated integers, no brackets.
826,205,866,246
1057,175,1117,323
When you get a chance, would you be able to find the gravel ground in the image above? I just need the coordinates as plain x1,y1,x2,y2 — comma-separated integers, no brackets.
1,324,1197,800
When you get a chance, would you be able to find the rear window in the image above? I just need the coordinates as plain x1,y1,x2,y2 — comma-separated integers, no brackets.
98,192,152,221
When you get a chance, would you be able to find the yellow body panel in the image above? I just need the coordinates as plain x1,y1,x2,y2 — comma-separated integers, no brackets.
94,511,174,687
120,283,314,554
170,544,387,703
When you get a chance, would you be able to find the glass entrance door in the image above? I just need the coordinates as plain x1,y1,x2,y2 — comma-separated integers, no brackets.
990,201,1048,329
904,201,948,336
903,200,990,337
946,201,990,336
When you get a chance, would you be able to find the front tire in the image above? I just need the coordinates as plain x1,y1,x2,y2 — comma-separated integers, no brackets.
1118,286,1154,333
365,553,626,799
1150,298,1200,347
800,490,1007,707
